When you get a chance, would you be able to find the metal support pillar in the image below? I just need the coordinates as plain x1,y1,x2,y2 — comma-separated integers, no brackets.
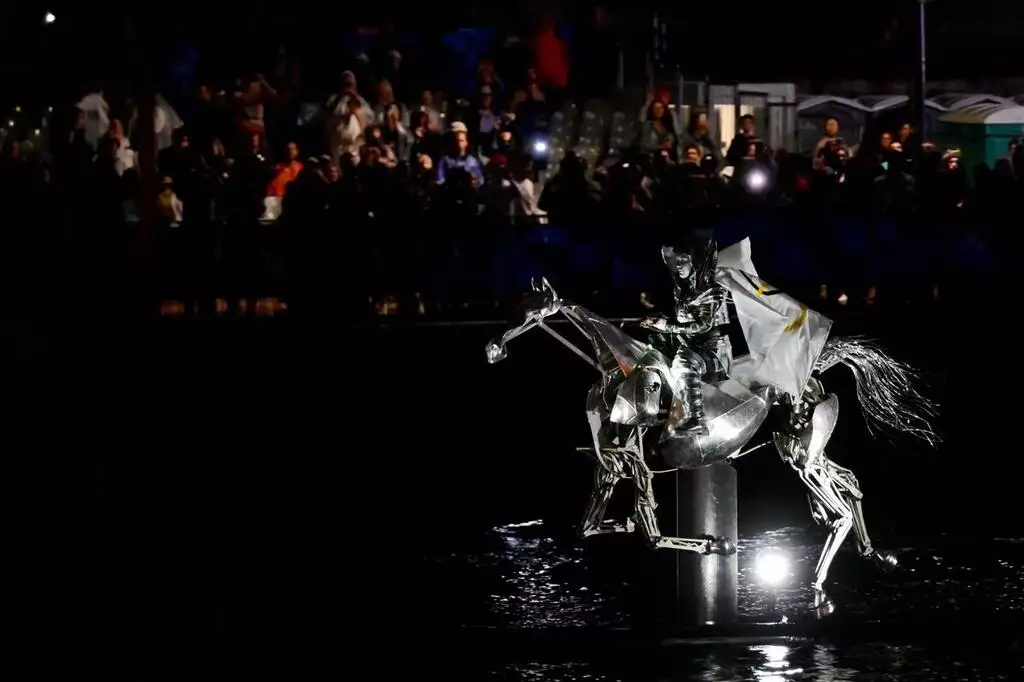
127,11,159,314
914,0,929,153
671,463,738,628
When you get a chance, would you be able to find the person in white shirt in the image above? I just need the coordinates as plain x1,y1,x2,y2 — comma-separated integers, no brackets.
510,157,546,218
333,98,366,165
326,71,373,129
105,119,137,176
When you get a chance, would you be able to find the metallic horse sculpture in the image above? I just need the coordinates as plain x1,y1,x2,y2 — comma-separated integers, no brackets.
485,239,938,615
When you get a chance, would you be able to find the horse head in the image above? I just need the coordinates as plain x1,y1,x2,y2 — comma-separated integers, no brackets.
485,277,562,364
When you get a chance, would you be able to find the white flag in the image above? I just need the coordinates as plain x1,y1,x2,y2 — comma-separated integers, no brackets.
716,239,832,399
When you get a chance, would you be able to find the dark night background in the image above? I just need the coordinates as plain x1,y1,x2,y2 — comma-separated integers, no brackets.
5,1,1024,104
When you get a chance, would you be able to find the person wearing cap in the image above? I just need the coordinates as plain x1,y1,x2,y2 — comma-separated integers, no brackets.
437,122,484,187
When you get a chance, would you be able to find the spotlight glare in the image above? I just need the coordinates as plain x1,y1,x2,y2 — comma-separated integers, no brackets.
746,169,767,191
44,11,56,24
755,549,790,586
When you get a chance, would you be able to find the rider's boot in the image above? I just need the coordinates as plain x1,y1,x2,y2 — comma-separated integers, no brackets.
678,374,709,435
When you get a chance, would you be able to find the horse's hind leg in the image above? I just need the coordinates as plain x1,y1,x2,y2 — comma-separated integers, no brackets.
796,465,854,617
829,461,898,573
581,465,634,537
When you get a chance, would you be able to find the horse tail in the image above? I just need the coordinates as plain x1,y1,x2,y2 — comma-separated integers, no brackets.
815,336,940,447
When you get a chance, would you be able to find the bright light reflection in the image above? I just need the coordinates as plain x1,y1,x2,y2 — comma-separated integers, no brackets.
753,645,803,680
755,549,790,586
44,11,56,24
746,169,767,191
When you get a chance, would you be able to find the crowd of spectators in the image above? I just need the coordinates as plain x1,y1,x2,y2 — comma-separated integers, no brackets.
1,11,1022,320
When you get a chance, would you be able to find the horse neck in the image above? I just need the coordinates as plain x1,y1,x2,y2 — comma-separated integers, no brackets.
560,303,645,374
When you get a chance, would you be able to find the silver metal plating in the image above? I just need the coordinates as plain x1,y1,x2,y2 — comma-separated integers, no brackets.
486,240,938,614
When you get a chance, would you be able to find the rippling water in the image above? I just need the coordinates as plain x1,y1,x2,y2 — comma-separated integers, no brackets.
491,641,1024,681
424,523,1024,679
431,522,1024,627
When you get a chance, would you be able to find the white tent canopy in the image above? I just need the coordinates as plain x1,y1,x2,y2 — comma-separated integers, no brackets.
931,93,1017,111
856,95,947,113
938,103,1024,125
795,96,872,154
796,95,871,114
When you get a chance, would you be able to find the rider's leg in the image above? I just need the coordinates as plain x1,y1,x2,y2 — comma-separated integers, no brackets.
668,347,706,434
706,333,733,378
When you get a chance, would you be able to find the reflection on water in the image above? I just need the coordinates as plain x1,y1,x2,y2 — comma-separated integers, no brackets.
452,523,1024,627
434,523,1024,679
491,642,1022,681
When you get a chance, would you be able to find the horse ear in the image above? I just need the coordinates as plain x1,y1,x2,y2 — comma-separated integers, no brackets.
540,276,553,293
530,277,541,292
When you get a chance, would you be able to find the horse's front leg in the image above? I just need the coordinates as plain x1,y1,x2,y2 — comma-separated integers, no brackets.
581,462,634,537
630,450,735,556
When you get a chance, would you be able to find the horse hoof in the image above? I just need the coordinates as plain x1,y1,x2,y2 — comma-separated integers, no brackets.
814,593,835,618
870,550,898,573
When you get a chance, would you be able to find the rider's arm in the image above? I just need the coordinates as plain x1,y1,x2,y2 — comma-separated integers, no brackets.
676,313,716,336
640,316,672,333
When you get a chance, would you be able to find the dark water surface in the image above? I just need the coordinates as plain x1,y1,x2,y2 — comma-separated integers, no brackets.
25,303,1024,677
444,522,1024,627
